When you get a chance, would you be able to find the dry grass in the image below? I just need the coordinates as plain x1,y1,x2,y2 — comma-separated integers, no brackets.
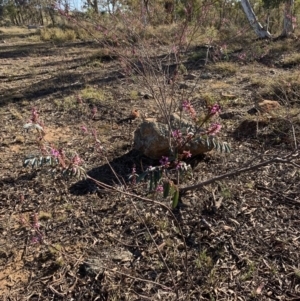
281,52,300,67
207,61,238,76
0,26,31,34
40,27,77,42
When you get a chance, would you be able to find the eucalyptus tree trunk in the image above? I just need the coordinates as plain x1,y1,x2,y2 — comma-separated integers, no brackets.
240,0,272,38
282,0,295,36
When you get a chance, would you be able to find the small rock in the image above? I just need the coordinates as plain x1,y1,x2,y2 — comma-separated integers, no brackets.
247,108,258,115
200,73,213,79
138,91,153,99
220,112,236,119
179,82,190,89
78,259,103,277
179,82,196,90
144,93,153,99
133,114,213,159
247,100,281,116
256,99,281,115
184,73,197,80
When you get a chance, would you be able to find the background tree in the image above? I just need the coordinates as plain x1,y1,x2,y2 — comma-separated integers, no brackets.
241,0,295,38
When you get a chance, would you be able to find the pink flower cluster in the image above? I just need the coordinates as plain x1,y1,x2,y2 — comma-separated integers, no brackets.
159,156,169,167
20,213,43,244
172,129,182,139
209,104,221,116
207,123,222,135
81,125,88,133
182,100,196,119
29,107,44,128
50,147,60,158
156,185,163,192
182,150,192,158
31,107,39,123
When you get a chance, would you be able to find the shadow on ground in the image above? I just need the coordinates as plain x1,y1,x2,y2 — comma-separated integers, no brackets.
69,149,155,195
0,68,124,107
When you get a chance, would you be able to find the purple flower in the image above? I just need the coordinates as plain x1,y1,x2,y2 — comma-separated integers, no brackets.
175,161,182,170
50,148,60,158
31,234,43,244
210,104,221,115
182,100,196,119
156,185,163,192
182,150,192,158
159,156,169,167
182,100,192,110
207,123,222,135
81,125,88,133
172,129,182,139
31,236,41,244
30,107,39,123
32,213,40,230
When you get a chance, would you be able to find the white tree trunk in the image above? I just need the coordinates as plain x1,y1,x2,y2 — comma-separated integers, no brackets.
282,0,295,36
240,0,272,38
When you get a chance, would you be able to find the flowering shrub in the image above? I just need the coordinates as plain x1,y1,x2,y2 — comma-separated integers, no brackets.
23,93,229,209
23,107,87,179
19,212,44,244
21,6,231,210
134,100,229,208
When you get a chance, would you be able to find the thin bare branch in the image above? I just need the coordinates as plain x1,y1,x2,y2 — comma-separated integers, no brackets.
180,150,299,193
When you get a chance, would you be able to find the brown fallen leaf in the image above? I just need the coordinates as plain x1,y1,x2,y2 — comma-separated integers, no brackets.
222,225,234,232
255,282,265,294
220,92,237,99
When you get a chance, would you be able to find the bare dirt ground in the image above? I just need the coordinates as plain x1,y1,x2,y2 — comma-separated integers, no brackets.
0,28,300,300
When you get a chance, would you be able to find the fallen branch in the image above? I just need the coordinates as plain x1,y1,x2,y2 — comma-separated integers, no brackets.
180,150,299,193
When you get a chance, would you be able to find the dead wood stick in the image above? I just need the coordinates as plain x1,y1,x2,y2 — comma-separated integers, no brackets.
180,151,299,194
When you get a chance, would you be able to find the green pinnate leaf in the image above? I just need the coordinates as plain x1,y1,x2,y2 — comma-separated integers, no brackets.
149,172,153,191
153,169,162,189
23,123,44,132
172,189,179,209
163,181,170,198
206,137,210,148
212,138,216,148
23,155,59,168
136,171,148,183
